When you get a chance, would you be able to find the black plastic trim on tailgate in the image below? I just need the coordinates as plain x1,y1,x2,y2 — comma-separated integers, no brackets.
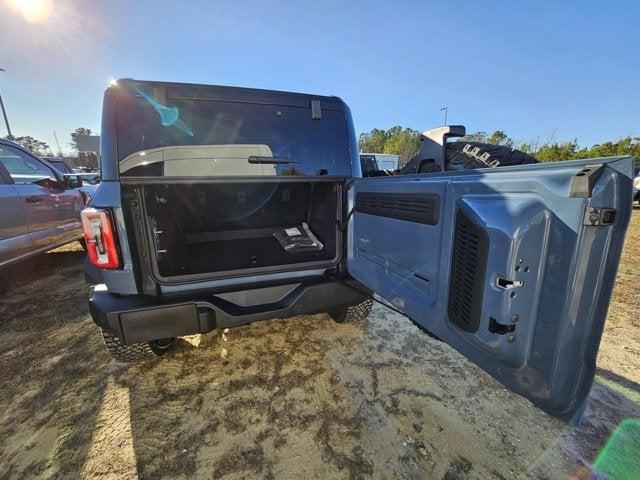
355,192,440,225
447,210,489,333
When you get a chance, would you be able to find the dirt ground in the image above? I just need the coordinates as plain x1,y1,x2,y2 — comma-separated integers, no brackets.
1,212,639,480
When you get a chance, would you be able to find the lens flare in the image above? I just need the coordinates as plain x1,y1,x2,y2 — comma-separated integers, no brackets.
131,84,194,136
7,0,54,23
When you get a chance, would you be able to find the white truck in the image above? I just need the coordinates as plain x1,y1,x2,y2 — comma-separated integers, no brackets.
359,153,399,176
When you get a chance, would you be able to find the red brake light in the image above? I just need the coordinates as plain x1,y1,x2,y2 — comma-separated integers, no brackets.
81,208,121,269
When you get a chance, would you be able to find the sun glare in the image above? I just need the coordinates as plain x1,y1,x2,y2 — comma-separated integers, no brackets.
7,0,54,23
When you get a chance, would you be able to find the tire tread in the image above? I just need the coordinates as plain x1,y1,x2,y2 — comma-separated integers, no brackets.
101,329,157,362
330,298,374,324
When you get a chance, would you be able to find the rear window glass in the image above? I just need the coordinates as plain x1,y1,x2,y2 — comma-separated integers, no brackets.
117,95,352,177
47,160,73,174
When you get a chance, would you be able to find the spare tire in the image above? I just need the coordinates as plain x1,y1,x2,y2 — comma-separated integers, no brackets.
398,157,439,175
446,142,537,170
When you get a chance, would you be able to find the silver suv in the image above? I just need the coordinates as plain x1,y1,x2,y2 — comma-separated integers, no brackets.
0,139,84,270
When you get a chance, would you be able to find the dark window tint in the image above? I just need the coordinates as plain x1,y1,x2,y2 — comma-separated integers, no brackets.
47,160,73,174
360,155,378,175
117,95,352,177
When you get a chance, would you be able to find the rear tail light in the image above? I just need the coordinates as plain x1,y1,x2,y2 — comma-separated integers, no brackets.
81,208,121,269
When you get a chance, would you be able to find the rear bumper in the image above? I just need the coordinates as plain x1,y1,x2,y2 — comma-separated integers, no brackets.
89,279,370,344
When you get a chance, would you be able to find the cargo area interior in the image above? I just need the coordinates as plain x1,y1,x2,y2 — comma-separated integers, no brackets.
133,181,341,278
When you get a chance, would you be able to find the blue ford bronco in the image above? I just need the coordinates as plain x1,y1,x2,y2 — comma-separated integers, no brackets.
84,79,633,422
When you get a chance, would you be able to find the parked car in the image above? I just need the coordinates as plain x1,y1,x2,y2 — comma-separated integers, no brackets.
42,156,74,175
634,173,640,206
75,173,100,205
0,139,85,270
360,153,398,176
85,79,634,423
44,156,101,204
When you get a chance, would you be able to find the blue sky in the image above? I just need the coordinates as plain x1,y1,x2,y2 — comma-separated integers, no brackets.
0,0,638,154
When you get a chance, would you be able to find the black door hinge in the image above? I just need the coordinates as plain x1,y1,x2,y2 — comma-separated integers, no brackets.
583,207,616,226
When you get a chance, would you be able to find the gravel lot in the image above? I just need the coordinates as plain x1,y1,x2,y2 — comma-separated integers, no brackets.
1,211,639,479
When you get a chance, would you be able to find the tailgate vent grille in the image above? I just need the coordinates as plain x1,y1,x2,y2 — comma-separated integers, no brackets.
355,192,440,225
448,211,489,333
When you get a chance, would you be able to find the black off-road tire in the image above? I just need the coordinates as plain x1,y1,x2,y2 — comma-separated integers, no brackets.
400,141,537,175
330,298,373,324
446,141,537,170
101,329,176,362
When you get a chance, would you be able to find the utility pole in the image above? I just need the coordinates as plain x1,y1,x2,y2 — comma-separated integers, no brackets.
0,68,12,139
440,106,448,126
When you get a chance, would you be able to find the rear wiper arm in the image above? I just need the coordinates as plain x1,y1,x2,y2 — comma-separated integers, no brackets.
247,156,301,165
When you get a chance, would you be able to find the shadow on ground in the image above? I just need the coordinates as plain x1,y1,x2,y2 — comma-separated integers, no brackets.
116,307,640,479
0,243,113,480
1,214,640,480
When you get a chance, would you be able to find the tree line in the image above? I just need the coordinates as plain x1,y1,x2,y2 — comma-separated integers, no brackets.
3,127,99,169
6,125,639,170
359,127,640,167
